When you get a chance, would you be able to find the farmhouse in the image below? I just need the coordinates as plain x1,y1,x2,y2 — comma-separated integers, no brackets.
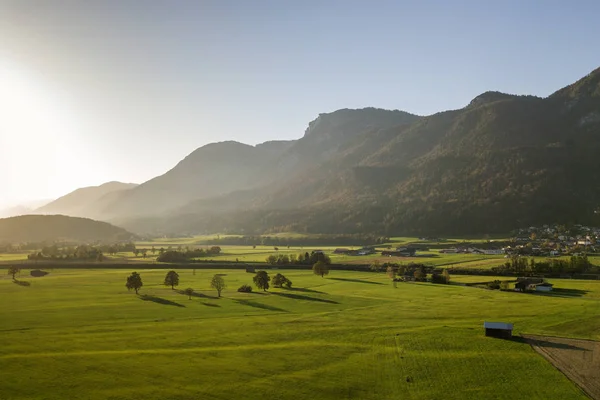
515,278,553,292
533,282,554,292
484,322,513,339
333,248,351,254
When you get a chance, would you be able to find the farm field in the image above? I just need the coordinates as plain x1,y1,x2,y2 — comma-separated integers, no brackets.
1,268,599,399
0,252,30,262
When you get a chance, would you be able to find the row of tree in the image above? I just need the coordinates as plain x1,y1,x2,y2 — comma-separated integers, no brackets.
491,255,599,275
266,251,332,266
125,270,226,297
28,245,105,261
200,234,390,247
155,247,222,263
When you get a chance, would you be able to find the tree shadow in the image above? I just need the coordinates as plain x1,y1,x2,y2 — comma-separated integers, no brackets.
412,254,440,259
13,279,31,287
534,288,589,298
234,299,287,312
271,292,339,304
328,277,383,285
139,294,186,307
176,290,219,299
512,336,585,351
287,287,324,294
201,302,220,307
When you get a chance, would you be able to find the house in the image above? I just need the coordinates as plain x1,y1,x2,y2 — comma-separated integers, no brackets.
487,249,505,255
534,282,554,292
515,278,553,292
357,247,376,256
439,248,458,254
381,248,416,257
333,248,351,254
395,247,417,256
479,248,504,255
484,322,513,338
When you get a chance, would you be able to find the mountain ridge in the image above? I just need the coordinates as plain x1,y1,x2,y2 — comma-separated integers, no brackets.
43,67,600,236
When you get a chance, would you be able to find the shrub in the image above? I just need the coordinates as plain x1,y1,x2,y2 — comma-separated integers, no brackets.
487,280,501,290
238,284,253,293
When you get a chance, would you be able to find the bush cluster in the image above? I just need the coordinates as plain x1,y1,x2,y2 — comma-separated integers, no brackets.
237,284,253,293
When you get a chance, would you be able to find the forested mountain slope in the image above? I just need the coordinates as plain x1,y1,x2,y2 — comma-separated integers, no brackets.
116,68,600,235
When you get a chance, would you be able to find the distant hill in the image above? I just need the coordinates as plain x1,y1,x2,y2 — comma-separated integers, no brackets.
0,215,136,243
0,200,51,218
36,182,137,217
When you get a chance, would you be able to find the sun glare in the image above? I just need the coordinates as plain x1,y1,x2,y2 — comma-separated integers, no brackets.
0,59,82,203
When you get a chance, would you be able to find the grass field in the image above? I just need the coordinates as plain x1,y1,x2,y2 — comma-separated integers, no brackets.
2,268,599,399
0,252,30,262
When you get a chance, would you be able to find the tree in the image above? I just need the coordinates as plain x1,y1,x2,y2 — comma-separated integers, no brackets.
386,265,396,280
530,232,537,241
442,269,450,284
253,271,270,291
266,254,278,265
272,273,292,288
184,287,194,300
313,261,329,278
7,266,20,280
413,268,425,281
210,274,226,297
370,260,381,272
126,272,143,294
141,249,148,258
151,246,156,255
164,270,180,290
133,249,140,257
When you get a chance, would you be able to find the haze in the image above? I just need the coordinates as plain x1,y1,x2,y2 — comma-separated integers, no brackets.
1,0,599,207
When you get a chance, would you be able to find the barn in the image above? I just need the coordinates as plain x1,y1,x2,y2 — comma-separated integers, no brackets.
484,322,513,338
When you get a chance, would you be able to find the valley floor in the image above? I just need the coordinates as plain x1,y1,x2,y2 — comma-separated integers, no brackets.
1,269,599,399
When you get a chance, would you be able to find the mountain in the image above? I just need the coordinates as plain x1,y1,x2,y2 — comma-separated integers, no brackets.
36,182,137,217
51,67,600,236
99,108,419,219
0,215,136,243
0,200,51,218
113,67,600,236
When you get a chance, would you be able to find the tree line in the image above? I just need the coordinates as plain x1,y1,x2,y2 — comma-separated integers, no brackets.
125,261,332,297
155,247,222,263
200,234,390,247
266,251,331,266
491,255,599,275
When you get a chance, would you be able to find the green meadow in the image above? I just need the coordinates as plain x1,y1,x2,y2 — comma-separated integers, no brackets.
1,268,598,399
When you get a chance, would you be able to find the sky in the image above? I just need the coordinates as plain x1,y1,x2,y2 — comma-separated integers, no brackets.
1,0,599,207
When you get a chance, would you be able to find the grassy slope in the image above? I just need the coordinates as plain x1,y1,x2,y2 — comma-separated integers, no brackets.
1,269,598,400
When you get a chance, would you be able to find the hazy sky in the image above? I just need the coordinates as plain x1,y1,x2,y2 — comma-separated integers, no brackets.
1,0,599,207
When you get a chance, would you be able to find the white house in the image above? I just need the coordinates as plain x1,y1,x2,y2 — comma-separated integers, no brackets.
534,282,554,292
